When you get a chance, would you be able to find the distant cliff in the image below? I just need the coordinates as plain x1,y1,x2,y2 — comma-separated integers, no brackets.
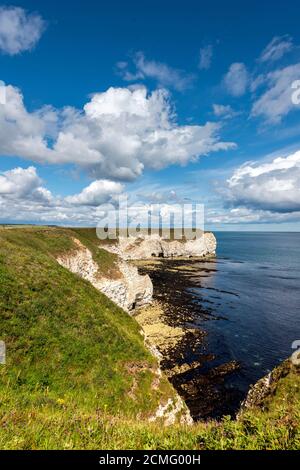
104,232,217,260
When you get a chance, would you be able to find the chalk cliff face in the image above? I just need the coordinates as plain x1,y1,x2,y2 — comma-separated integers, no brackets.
56,239,153,312
105,232,217,260
56,233,216,311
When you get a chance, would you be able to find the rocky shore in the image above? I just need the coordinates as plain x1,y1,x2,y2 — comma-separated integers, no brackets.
134,257,242,421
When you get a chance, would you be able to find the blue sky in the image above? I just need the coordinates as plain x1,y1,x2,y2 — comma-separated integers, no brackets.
1,0,300,230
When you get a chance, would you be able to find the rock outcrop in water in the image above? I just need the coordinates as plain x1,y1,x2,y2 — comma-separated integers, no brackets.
105,232,217,260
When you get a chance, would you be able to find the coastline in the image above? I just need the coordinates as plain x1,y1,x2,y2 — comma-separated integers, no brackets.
54,231,299,423
1,227,299,450
133,256,242,421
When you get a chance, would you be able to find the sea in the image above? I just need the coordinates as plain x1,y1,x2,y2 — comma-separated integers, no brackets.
190,232,300,396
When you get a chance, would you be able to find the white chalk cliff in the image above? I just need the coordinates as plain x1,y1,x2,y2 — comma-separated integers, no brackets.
56,238,152,312
56,232,216,312
105,232,216,260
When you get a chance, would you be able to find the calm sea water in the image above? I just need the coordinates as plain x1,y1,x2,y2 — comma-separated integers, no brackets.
191,232,300,394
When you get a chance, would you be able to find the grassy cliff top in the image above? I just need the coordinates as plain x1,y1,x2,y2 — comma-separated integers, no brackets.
0,227,178,449
0,227,299,449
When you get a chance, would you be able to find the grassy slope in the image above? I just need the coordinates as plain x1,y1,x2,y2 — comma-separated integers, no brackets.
0,228,175,449
0,227,299,449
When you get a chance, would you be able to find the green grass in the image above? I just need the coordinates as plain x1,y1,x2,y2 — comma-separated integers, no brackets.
0,227,299,449
0,228,176,449
0,361,299,449
0,226,120,278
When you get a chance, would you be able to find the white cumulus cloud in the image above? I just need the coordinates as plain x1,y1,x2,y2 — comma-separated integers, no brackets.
0,166,51,202
65,179,124,206
0,83,236,181
0,167,123,225
224,150,300,213
0,6,45,55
